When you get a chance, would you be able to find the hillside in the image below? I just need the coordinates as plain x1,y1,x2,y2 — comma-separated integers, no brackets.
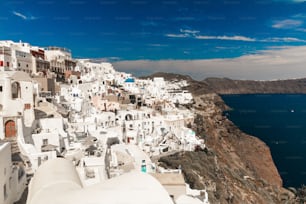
145,73,304,203
142,72,306,94
192,78,306,95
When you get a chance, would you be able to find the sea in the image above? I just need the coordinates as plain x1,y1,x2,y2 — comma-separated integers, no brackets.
222,94,306,188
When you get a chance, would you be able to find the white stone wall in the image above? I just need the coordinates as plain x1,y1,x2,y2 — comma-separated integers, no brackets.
32,132,60,152
0,143,14,204
21,81,35,127
0,117,4,140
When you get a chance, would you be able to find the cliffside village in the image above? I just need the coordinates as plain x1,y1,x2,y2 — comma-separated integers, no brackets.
0,40,209,204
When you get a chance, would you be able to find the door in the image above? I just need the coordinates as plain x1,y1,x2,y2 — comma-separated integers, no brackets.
5,120,16,138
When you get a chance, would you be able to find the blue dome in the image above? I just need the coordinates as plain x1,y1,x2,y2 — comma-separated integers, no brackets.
125,78,135,83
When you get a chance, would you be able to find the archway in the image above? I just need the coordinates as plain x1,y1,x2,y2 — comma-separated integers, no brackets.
11,82,21,99
5,120,16,138
125,114,133,121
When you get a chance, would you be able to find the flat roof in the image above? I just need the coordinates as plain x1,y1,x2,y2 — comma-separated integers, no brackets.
151,173,185,186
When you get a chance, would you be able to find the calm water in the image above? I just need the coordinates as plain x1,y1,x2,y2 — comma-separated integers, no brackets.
222,94,306,188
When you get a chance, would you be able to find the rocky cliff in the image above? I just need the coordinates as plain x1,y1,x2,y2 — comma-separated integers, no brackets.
150,73,303,203
160,93,295,203
190,77,306,95
142,72,306,94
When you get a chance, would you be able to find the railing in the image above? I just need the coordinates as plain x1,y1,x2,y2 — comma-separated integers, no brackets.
45,46,71,53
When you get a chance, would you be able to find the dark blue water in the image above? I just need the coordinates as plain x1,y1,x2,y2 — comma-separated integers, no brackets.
222,94,306,188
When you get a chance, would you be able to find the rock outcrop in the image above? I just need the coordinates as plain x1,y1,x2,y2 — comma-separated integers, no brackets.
159,93,295,203
144,72,305,203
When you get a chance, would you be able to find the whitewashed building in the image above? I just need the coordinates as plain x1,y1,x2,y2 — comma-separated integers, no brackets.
0,71,35,140
45,47,76,80
0,142,27,204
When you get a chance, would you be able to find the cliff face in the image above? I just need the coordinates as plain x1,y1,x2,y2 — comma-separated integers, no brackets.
142,72,306,94
145,73,306,203
189,77,306,95
159,93,295,203
196,94,282,187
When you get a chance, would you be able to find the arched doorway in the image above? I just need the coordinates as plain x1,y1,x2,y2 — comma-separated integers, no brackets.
125,114,133,121
11,82,21,99
5,120,16,138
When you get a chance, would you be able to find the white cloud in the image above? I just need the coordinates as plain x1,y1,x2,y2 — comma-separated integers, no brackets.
195,35,256,42
179,29,200,34
272,19,303,29
113,46,306,80
12,11,37,20
166,29,256,42
165,33,189,38
166,28,306,43
13,11,27,20
261,37,306,42
166,29,200,38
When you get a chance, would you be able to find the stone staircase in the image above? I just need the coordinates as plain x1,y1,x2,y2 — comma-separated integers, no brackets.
3,137,20,154
2,137,33,176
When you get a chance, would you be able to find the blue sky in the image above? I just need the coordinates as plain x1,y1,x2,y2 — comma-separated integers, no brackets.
1,0,306,79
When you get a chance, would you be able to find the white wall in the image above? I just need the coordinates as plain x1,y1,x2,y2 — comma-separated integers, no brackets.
39,118,64,133
32,132,60,152
0,47,12,70
14,50,33,73
0,117,4,140
0,143,14,204
0,74,35,127
21,81,35,127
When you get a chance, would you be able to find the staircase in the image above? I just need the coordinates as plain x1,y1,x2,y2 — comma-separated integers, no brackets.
3,136,21,154
2,137,33,175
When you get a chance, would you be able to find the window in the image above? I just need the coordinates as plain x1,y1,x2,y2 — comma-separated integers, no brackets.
43,139,48,146
3,184,7,200
9,177,12,189
6,62,9,67
0,61,3,66
38,156,41,166
24,103,31,109
18,63,20,67
18,168,25,181
11,82,21,99
0,86,2,92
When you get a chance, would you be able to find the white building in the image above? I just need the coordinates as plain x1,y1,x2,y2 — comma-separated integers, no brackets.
0,41,34,73
27,158,174,204
0,71,35,141
76,60,116,84
32,118,67,153
45,46,76,80
0,71,60,173
0,45,12,71
0,142,27,204
169,90,193,104
123,78,139,93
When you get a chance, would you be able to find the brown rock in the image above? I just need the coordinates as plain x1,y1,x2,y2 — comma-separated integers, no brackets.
159,93,293,203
